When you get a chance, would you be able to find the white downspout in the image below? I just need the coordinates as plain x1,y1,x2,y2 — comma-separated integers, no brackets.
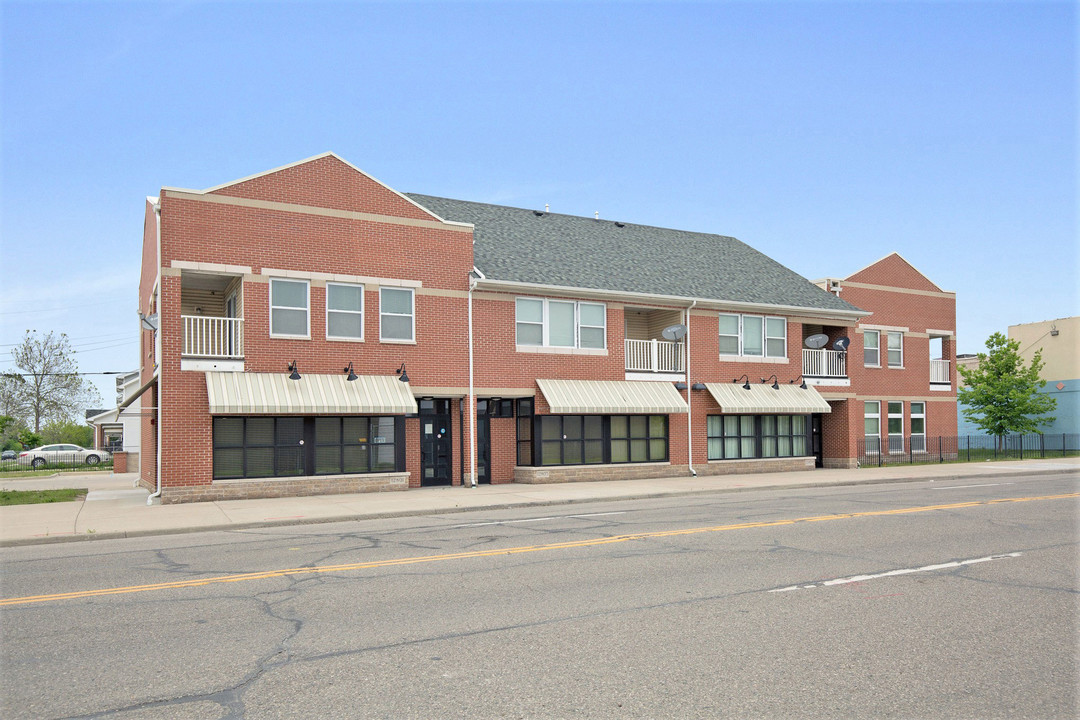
686,300,697,477
148,201,163,505
467,268,482,487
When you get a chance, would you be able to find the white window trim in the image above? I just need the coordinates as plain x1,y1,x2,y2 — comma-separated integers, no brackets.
864,401,881,446
577,301,607,350
765,316,787,358
864,329,881,367
887,401,904,453
887,331,904,368
515,297,607,350
269,278,310,339
718,313,788,359
379,286,415,343
911,402,926,453
326,282,364,342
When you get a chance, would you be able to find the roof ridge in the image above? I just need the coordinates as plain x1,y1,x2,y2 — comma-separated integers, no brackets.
406,193,740,241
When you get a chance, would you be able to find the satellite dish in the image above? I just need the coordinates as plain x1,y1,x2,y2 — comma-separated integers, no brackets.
833,336,851,352
661,324,687,341
140,313,159,331
804,333,829,349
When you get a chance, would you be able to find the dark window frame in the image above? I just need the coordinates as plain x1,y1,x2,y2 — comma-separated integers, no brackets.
706,414,812,461
522,414,669,467
213,416,405,480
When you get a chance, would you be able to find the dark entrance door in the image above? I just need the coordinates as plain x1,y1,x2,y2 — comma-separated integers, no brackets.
812,414,823,468
476,413,491,484
420,402,452,486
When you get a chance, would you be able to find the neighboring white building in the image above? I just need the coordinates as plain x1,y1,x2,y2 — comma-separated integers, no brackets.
88,370,142,461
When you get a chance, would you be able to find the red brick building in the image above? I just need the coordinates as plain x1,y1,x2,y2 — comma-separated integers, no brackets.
134,154,956,502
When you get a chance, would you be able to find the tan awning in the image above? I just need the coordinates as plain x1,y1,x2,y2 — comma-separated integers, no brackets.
537,378,688,414
704,382,831,414
205,372,418,415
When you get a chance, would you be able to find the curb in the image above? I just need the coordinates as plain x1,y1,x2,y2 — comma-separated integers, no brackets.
3,464,1075,548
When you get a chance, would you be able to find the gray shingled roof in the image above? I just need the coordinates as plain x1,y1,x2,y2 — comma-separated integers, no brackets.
407,194,859,314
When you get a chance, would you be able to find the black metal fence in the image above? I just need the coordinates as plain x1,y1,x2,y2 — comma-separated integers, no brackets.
0,450,115,473
858,434,1080,467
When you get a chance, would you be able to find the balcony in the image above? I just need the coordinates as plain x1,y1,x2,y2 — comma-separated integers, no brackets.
182,315,244,359
802,348,848,385
930,358,951,388
178,270,244,370
625,339,683,374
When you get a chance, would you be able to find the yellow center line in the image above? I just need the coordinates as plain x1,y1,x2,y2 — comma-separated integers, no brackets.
2,492,1076,607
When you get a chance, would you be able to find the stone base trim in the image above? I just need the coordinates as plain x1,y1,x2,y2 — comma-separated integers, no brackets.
696,457,816,475
515,463,682,484
159,472,410,504
515,457,817,484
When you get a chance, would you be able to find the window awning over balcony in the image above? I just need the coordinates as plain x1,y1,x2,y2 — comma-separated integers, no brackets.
205,372,418,415
537,378,688,414
704,383,831,414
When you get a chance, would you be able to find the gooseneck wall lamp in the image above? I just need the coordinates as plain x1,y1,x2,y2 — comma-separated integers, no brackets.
287,361,301,381
762,374,780,390
396,363,409,383
343,362,358,381
734,374,751,390
790,376,808,390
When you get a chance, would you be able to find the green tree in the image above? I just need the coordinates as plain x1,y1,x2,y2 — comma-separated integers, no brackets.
40,419,94,447
958,332,1056,439
16,428,42,450
0,373,29,424
9,331,102,432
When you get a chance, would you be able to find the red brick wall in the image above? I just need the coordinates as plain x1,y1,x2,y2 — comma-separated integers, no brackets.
209,154,435,222
154,159,475,494
138,199,160,493
830,253,958,463
143,158,960,500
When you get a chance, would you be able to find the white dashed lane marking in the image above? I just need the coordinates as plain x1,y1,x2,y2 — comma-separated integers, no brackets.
768,552,1023,593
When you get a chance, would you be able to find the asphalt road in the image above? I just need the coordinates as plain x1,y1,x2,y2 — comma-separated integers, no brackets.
2,473,1077,719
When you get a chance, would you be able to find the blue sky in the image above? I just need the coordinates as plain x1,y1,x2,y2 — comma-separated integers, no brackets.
2,0,1076,407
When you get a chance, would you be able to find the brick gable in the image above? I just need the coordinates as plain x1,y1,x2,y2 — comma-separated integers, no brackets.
208,154,437,221
846,253,943,293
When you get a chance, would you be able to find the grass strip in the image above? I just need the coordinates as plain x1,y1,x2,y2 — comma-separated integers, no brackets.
0,488,88,506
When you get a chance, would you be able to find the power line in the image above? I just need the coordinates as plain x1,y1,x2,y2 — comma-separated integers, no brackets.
0,332,134,348
3,371,131,377
0,300,125,316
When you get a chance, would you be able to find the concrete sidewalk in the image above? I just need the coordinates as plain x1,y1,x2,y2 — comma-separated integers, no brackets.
2,457,1077,547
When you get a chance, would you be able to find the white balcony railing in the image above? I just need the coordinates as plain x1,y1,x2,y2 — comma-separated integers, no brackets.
930,359,951,384
802,348,847,378
182,315,244,359
625,339,683,373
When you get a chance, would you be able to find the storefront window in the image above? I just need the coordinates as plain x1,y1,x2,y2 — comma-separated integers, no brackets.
707,415,811,460
213,416,402,480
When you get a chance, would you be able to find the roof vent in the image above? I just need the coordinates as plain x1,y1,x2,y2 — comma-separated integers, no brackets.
533,210,544,217
545,204,550,213
594,211,600,220
615,222,625,228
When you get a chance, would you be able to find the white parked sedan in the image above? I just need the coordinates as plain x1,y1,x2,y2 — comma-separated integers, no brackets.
18,444,112,469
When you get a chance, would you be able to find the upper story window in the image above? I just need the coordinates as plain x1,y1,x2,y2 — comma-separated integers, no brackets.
515,298,606,349
864,330,880,366
887,331,904,368
270,278,309,338
379,287,415,343
326,282,363,341
718,314,786,358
